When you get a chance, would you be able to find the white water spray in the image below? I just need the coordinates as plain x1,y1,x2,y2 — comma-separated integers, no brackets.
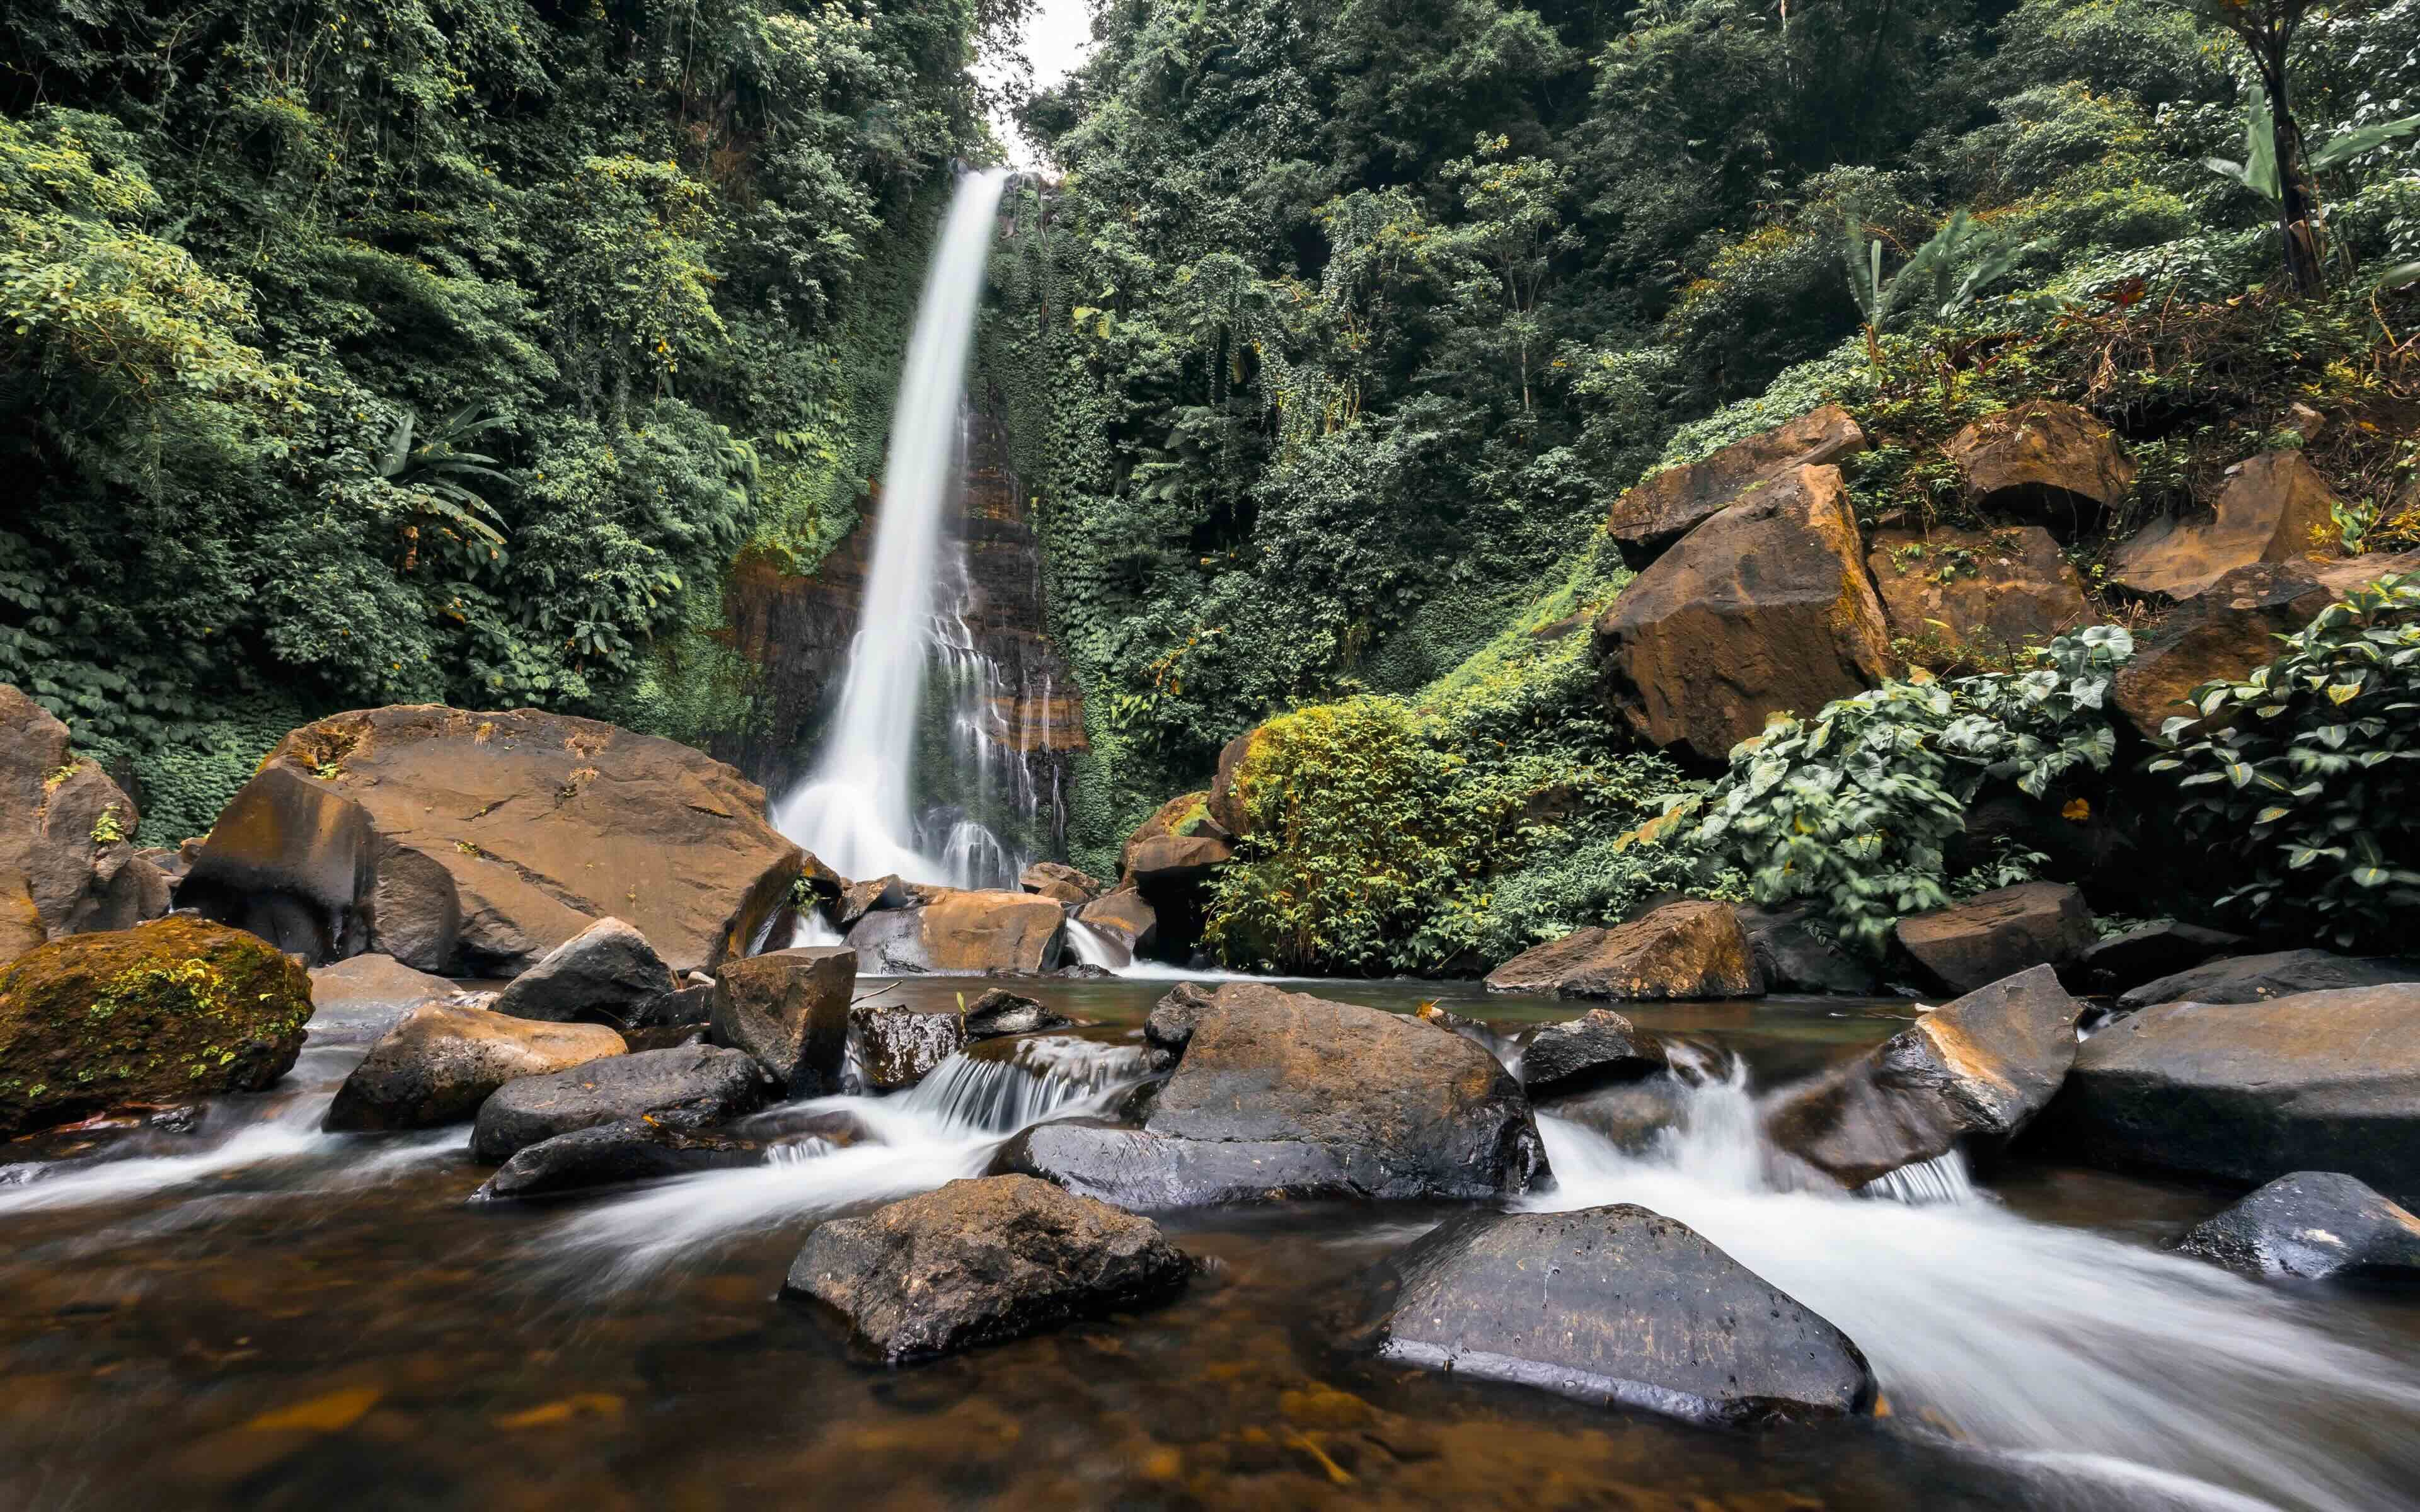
773,168,1013,886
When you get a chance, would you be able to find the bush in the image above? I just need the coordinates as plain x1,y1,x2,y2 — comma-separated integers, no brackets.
2150,575,2420,952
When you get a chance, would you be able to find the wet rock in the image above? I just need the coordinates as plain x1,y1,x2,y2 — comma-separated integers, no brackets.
0,685,161,963
710,946,856,1096
1542,1079,1692,1154
1519,1010,1666,1097
1732,905,1879,996
844,891,1068,975
2030,985,2420,1199
1606,405,1867,566
174,705,802,975
1018,862,1100,907
834,874,911,930
961,988,1071,1039
2114,948,2416,1011
325,1004,625,1131
1351,1205,1877,1425
1595,464,1894,763
1764,965,2085,1187
305,953,456,1047
1073,888,1158,964
1894,882,2096,996
844,907,930,973
1942,401,2135,536
991,1118,1402,1206
1485,900,1760,1000
471,1119,760,1201
630,982,715,1030
734,1106,875,1149
2170,1172,2420,1281
850,1003,964,1090
2068,922,2249,995
490,917,677,1026
1865,525,2090,666
783,1174,1190,1364
0,916,313,1136
1120,793,1234,885
2109,554,2420,741
622,1022,710,1051
1146,981,1216,1056
469,1044,771,1162
2110,452,2344,602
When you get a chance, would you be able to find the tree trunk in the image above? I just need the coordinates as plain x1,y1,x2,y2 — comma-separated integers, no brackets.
2262,55,2326,295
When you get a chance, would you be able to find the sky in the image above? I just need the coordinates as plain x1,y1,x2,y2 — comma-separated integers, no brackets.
984,0,1096,169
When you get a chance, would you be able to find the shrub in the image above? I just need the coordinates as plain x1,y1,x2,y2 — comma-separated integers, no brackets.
2150,574,2420,951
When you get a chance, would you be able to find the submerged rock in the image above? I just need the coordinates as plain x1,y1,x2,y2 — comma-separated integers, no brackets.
0,917,313,1136
961,988,1071,1039
325,1004,625,1131
2114,949,2416,1011
710,946,856,1096
1352,1205,1877,1425
489,917,677,1025
850,1003,964,1090
784,1175,1190,1364
471,1119,760,1201
2030,985,2420,1200
1485,901,1760,1000
1519,1010,1666,1097
2170,1172,2420,1281
1764,964,2083,1188
1893,883,2096,996
469,1044,770,1162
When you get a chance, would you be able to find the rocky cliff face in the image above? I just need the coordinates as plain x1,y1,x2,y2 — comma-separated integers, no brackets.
715,382,1086,859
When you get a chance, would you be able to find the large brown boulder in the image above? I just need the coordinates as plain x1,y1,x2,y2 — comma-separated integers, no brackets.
2109,452,2343,602
1763,964,2084,1188
175,705,802,976
0,686,164,963
708,946,857,1095
1864,525,2090,667
1595,465,1894,762
1606,406,1867,566
1484,900,1760,999
1119,792,1233,885
1893,882,2097,996
0,917,313,1135
1017,861,1100,906
1942,401,2136,534
1073,887,1157,965
2109,554,2420,740
323,1004,626,1131
844,890,1066,974
2030,985,2420,1200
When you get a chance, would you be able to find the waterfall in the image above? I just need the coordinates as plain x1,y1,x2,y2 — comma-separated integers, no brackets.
771,168,1019,888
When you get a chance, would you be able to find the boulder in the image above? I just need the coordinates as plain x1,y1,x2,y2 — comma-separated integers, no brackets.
324,1004,626,1131
2030,985,2420,1199
1606,406,1868,566
2116,948,2416,1010
1018,862,1100,907
1942,401,2136,535
2068,921,2249,995
710,946,856,1096
1732,905,1879,996
1119,793,1233,885
850,1002,964,1090
833,874,910,930
991,1118,1422,1206
2109,452,2344,602
843,891,1066,975
1351,1205,1877,1425
488,917,677,1026
1484,900,1760,1000
1893,882,2095,996
305,953,457,1048
962,988,1071,1039
174,705,802,975
1519,1010,1666,1097
0,916,313,1136
2170,1172,2420,1281
469,1044,771,1162
1594,464,1894,762
0,685,162,961
471,1119,761,1201
1146,981,1216,1056
1073,888,1158,964
2109,554,2420,740
1205,726,1270,837
1864,525,2090,667
630,982,715,1031
784,1176,1190,1364
1765,965,2084,1188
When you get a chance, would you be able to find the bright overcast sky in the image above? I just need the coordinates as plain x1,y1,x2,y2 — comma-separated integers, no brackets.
984,0,1095,170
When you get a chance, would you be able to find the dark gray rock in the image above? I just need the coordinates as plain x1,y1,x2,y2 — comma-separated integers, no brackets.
961,987,1071,1039
2068,922,2249,994
2170,1172,2420,1281
783,1174,1190,1363
1732,905,1879,996
1894,883,2095,996
1146,981,1216,1056
989,1118,1398,1208
630,982,715,1029
470,1119,761,1201
1519,1010,1666,1097
490,917,677,1024
469,1044,771,1162
305,953,456,1048
850,1002,964,1089
709,946,856,1096
325,1004,626,1131
2115,949,2417,1011
1352,1205,1877,1425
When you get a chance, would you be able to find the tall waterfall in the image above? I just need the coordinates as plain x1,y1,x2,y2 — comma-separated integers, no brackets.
772,168,1015,887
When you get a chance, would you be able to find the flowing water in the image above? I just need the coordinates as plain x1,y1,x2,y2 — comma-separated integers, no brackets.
3,980,2416,1511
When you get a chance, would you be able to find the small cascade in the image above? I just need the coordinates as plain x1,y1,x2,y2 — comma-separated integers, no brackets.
1862,1149,1981,1206
899,1038,1151,1134
1061,919,1130,972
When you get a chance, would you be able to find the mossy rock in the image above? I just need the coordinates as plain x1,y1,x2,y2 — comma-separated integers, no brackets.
0,915,313,1135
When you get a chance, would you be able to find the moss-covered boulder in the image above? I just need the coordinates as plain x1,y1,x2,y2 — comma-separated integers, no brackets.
0,916,313,1134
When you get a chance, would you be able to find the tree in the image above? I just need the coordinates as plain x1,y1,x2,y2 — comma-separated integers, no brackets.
1438,136,1577,417
2177,0,2340,293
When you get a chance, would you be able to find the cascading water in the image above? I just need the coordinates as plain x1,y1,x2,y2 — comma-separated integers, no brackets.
771,168,1029,890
